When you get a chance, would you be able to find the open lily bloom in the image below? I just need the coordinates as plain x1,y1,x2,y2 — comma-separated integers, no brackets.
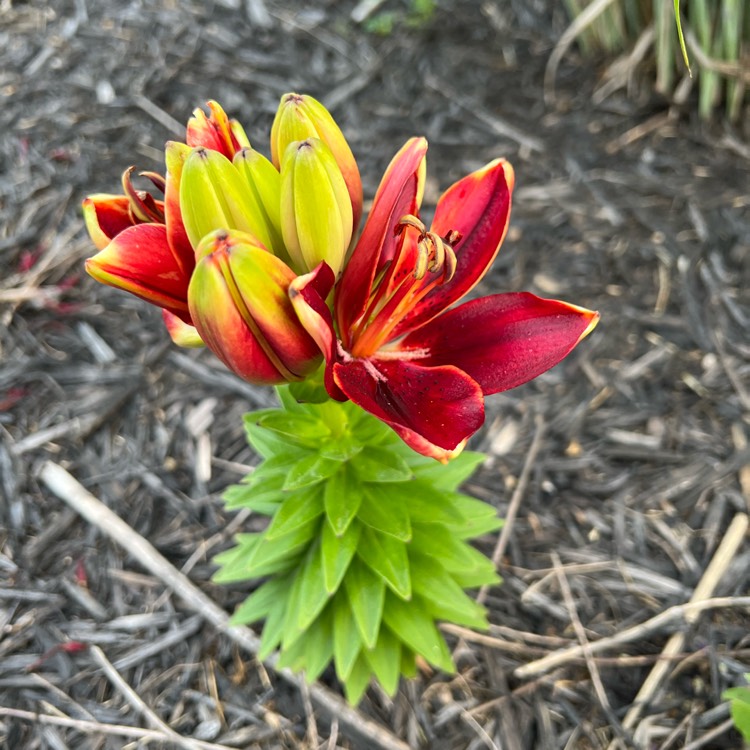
291,138,599,461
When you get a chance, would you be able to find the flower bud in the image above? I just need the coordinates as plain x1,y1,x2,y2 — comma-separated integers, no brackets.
271,93,362,232
233,147,287,263
280,138,353,277
187,229,323,385
179,147,277,253
186,100,250,158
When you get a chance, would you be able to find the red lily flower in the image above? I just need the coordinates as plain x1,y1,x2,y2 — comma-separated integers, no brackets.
291,138,599,461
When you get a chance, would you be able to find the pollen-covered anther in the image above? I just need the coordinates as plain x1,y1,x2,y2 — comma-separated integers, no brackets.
396,214,458,283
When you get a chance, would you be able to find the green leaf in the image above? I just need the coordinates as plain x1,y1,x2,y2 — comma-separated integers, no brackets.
412,450,485,490
409,555,488,630
302,605,335,682
324,465,363,536
278,604,334,681
243,410,302,457
357,526,411,599
320,436,363,461
382,594,454,673
222,473,286,514
344,558,385,648
342,652,372,705
213,519,319,582
256,410,331,442
351,446,412,482
212,533,259,570
362,626,401,696
258,596,287,659
284,454,342,490
321,519,361,593
400,646,417,679
358,483,412,541
265,485,324,540
285,538,332,637
288,376,330,404
724,686,750,741
384,481,464,527
411,523,492,575
275,384,305,412
450,493,504,539
333,590,362,681
229,574,292,626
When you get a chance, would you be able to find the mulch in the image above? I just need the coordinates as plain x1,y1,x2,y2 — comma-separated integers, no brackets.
1,1,749,748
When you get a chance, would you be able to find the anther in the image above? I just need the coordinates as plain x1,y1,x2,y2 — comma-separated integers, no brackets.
397,215,460,283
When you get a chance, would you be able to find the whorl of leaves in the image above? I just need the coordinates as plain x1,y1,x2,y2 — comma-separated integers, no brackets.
213,386,501,703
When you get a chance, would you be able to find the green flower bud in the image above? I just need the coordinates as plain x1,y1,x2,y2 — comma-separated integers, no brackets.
280,138,353,277
233,147,287,264
271,93,362,233
179,147,276,253
188,229,323,385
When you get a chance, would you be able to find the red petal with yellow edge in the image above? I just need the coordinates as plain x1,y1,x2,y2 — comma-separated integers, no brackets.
188,255,285,385
400,292,599,395
186,101,249,158
332,358,484,460
162,310,204,348
82,195,134,250
335,138,427,343
393,159,514,338
85,224,191,321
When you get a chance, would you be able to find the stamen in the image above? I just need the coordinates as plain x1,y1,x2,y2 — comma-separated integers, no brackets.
121,167,165,224
396,215,460,283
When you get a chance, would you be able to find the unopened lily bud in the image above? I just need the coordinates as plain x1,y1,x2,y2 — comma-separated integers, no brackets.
188,229,323,385
280,138,353,277
271,93,362,232
233,147,286,262
179,147,276,253
186,100,250,158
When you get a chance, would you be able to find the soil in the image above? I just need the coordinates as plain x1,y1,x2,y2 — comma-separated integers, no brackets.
1,1,749,748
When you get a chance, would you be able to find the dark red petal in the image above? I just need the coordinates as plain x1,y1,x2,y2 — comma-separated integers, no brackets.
335,138,427,343
85,224,191,322
332,358,485,461
400,292,599,395
289,262,344,399
392,159,514,337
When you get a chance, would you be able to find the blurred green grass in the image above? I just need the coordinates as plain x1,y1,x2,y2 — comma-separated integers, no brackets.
564,0,747,121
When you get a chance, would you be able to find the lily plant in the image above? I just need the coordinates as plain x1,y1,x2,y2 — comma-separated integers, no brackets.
83,95,598,702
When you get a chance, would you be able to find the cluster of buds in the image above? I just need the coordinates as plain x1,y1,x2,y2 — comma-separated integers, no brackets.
84,95,361,383
84,94,598,459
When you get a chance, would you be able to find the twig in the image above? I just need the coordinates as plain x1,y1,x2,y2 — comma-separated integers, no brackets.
614,512,749,739
0,706,233,750
39,461,411,750
680,718,736,750
553,553,628,749
89,645,212,750
515,595,750,680
477,415,546,605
